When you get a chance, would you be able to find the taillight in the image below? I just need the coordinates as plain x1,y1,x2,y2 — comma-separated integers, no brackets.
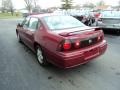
74,40,80,48
95,28,104,41
57,35,103,52
97,35,103,42
63,40,71,50
58,39,81,52
97,36,101,41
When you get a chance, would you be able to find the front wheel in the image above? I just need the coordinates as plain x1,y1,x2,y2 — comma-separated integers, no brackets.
36,46,48,66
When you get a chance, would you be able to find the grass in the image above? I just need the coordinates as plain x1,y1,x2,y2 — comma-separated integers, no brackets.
0,12,22,19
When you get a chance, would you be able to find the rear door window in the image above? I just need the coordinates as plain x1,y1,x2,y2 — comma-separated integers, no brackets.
28,18,39,31
22,17,30,28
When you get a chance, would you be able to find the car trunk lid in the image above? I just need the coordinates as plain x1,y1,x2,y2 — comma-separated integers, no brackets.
54,27,103,50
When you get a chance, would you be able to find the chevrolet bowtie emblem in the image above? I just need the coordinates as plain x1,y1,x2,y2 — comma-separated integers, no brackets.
89,39,92,44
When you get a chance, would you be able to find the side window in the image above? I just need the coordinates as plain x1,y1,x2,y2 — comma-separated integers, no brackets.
22,17,30,28
28,18,39,31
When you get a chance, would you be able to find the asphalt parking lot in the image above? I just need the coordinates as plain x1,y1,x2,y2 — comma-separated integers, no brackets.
0,19,120,90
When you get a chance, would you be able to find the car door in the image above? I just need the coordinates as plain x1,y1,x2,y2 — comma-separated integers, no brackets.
19,17,30,43
24,17,39,50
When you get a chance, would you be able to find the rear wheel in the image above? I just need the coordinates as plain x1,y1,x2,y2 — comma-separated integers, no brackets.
36,46,48,66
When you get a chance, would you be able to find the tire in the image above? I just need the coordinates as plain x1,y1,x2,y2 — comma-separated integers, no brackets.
36,45,48,66
17,33,22,42
116,30,120,36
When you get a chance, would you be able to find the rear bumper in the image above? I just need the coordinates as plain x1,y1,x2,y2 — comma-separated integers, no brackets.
49,40,107,68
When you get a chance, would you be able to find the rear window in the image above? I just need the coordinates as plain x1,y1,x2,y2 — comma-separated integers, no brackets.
44,15,85,30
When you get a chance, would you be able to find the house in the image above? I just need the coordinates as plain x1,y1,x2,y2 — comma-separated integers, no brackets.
94,5,113,11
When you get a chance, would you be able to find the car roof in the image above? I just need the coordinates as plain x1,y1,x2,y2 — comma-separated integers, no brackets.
28,13,68,19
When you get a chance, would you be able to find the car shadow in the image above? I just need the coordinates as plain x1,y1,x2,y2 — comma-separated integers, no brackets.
103,29,120,36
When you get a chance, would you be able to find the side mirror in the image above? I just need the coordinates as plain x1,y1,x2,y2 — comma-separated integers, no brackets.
17,23,23,27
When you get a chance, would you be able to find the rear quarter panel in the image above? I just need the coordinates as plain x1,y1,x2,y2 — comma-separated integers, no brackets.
34,25,64,56
42,31,63,53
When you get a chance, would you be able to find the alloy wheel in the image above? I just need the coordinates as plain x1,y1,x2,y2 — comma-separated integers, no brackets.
37,47,44,64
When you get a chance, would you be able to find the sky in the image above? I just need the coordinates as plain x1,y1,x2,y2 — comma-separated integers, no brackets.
0,0,120,9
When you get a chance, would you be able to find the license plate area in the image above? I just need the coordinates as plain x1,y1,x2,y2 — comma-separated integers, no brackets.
84,48,99,60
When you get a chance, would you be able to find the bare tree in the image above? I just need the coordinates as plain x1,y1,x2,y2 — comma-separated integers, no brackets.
33,0,38,8
1,0,7,13
32,5,41,13
8,0,14,15
1,0,14,15
61,0,73,10
118,0,120,10
97,0,105,6
73,4,81,9
24,0,33,13
83,3,95,9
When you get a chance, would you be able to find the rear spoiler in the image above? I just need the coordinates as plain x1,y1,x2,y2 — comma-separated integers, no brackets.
59,27,102,37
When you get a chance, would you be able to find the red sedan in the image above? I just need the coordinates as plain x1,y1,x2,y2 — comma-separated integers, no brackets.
16,14,107,68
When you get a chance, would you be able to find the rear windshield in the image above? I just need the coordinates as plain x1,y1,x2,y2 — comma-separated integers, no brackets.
43,15,85,30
